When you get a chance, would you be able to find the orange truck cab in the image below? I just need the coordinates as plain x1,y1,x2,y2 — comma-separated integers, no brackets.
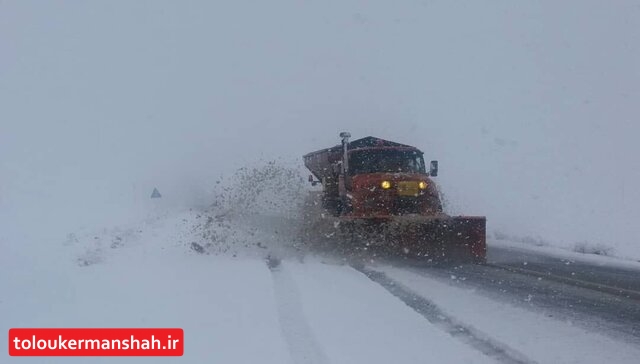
304,133,442,219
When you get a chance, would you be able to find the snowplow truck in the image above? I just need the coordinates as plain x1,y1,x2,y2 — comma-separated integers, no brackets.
303,132,486,263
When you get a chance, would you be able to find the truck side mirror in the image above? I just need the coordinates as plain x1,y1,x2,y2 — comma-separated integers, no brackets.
429,160,438,177
308,174,314,182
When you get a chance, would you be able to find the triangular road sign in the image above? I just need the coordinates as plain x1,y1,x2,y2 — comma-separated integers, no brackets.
151,187,162,198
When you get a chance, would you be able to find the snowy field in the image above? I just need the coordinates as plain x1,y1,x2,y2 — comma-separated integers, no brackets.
2,1,640,362
2,204,639,363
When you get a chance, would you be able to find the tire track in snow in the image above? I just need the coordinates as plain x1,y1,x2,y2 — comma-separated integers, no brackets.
267,257,330,364
352,264,536,364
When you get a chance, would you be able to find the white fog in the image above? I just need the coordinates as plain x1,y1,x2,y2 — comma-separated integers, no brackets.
2,1,640,363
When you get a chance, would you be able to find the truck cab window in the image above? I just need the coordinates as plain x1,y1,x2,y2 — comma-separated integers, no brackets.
349,150,426,175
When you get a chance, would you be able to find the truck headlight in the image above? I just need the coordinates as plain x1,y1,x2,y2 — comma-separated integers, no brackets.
381,181,392,189
418,181,427,189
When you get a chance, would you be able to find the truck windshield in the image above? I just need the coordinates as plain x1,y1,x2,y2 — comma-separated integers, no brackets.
349,149,426,175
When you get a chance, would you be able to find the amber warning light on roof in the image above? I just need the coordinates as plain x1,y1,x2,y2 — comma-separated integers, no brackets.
8,328,184,356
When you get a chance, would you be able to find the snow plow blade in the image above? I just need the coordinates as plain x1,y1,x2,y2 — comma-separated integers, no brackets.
342,215,487,263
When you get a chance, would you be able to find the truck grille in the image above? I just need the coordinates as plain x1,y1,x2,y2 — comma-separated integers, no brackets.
397,181,420,197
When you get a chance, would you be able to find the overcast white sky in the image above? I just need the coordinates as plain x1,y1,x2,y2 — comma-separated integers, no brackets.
1,1,639,256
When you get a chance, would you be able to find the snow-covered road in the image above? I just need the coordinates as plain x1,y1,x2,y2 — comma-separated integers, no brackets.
2,208,640,363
